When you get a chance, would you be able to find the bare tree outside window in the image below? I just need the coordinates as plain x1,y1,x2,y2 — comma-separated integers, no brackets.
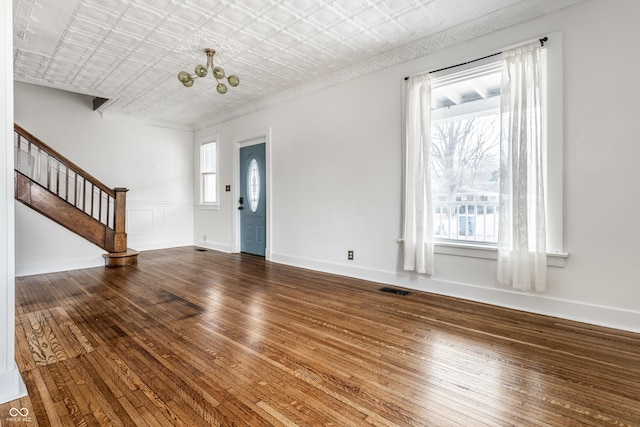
430,111,501,242
431,115,500,200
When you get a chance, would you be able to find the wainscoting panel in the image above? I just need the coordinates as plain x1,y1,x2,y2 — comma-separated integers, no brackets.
127,208,155,234
126,201,193,251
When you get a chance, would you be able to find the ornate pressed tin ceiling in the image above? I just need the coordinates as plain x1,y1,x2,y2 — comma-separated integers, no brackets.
13,0,585,130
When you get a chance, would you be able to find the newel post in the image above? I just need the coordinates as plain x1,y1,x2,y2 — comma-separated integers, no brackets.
113,187,129,253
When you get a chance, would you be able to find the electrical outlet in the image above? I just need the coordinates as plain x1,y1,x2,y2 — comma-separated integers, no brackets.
203,235,207,242
348,250,354,260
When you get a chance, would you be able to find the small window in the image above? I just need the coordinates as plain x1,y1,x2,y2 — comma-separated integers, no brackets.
200,141,217,204
431,60,502,244
247,158,260,212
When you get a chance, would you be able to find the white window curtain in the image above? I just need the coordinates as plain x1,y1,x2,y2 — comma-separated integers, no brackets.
403,74,434,275
497,42,547,291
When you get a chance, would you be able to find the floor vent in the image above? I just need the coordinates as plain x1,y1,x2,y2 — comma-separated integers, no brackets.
380,287,411,296
195,248,208,252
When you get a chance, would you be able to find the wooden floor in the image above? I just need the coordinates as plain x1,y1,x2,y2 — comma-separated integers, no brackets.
2,247,640,426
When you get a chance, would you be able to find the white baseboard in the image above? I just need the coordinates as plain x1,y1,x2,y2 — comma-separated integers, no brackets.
14,240,195,276
270,252,640,334
15,256,104,277
193,239,233,253
129,239,194,252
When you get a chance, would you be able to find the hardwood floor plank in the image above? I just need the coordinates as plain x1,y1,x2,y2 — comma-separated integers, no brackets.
5,247,640,426
118,340,229,426
77,352,136,426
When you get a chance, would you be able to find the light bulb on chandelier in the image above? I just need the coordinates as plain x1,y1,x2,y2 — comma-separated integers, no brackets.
178,48,240,94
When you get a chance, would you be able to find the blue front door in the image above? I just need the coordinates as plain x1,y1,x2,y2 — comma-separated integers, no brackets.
239,143,266,256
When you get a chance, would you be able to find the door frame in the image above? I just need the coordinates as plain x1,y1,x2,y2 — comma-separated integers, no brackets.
232,127,271,260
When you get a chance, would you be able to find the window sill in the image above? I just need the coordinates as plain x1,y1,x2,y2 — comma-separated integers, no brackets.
396,239,568,267
197,204,220,211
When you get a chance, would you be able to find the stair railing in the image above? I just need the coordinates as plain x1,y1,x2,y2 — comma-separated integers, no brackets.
13,124,128,253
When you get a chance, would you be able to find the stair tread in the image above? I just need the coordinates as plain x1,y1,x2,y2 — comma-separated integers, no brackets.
102,249,139,267
102,249,140,258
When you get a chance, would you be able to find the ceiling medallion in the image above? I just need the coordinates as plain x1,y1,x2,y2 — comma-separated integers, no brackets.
177,48,240,94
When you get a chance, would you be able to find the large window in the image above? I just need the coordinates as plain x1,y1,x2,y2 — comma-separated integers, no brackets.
431,60,502,244
200,141,217,205
404,35,565,285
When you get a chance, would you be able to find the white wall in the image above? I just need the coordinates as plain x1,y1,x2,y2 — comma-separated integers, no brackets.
195,0,640,333
14,82,195,276
1,0,27,404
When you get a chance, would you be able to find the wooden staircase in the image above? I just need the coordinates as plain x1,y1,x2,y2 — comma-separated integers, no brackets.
13,124,138,267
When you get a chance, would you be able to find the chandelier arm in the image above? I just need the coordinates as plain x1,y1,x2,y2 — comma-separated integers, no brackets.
177,47,239,91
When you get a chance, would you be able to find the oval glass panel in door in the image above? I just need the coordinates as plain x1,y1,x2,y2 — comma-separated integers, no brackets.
247,158,260,212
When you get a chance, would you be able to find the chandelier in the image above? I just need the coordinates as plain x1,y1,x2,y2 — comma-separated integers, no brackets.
177,48,240,94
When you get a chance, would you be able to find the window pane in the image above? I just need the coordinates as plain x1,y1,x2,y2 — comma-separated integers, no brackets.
431,63,501,244
202,173,216,203
201,142,216,173
247,158,260,212
200,141,217,204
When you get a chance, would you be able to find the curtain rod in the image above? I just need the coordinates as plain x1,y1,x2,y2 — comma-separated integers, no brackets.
404,36,548,81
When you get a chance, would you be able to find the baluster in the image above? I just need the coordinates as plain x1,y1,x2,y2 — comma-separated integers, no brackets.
90,183,95,219
79,178,82,209
76,172,80,206
64,165,69,201
474,203,478,241
468,203,473,240
42,149,47,186
46,155,51,190
55,160,60,196
98,189,103,224
27,140,32,178
482,203,487,242
81,178,86,214
105,195,111,228
78,175,82,208
85,183,89,215
463,204,469,240
39,147,43,182
35,146,41,184
70,173,74,205
15,133,21,171
72,171,77,207
448,202,453,239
